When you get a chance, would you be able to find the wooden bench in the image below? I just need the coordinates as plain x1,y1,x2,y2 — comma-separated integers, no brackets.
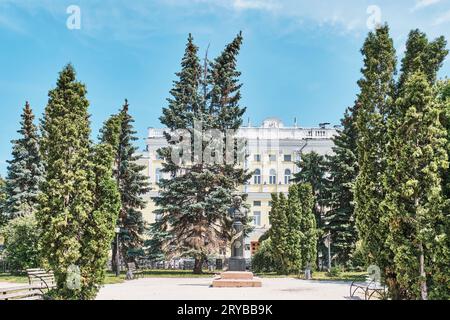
26,268,57,291
126,262,144,280
0,285,48,300
0,269,56,300
350,276,386,300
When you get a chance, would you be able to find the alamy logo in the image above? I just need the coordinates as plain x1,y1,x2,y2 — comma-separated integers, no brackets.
66,5,81,30
66,264,81,290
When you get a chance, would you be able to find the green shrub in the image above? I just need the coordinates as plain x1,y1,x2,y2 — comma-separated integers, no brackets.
0,215,40,273
252,239,277,273
327,266,343,277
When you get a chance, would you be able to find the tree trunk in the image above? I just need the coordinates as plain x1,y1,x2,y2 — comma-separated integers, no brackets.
193,258,203,274
419,242,428,300
111,242,118,273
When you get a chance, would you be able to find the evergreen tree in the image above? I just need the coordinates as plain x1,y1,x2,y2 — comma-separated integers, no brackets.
383,71,448,300
4,102,43,219
285,185,302,274
109,101,150,269
293,151,326,267
153,33,250,274
79,143,121,299
323,104,359,265
297,183,318,270
269,193,289,274
354,25,397,287
0,177,6,226
38,64,94,299
383,31,448,300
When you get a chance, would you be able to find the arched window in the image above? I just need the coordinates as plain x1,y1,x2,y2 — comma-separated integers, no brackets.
155,168,162,183
253,169,261,185
269,169,277,185
284,169,292,185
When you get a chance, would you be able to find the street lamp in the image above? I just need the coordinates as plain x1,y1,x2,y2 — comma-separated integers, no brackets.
115,227,121,277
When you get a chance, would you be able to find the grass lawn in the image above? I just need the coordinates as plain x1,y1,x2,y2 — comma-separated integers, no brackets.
255,271,366,282
1,270,367,285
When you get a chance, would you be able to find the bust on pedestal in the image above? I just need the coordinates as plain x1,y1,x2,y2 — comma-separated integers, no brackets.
212,197,262,288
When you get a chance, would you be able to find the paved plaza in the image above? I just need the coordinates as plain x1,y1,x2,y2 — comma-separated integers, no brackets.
95,277,358,300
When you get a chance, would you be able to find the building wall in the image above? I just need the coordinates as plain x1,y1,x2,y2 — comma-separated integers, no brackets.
139,118,337,258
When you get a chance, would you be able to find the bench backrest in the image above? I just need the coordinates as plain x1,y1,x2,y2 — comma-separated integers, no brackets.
26,268,56,290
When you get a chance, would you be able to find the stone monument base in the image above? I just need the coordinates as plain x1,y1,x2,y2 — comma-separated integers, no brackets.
212,271,262,288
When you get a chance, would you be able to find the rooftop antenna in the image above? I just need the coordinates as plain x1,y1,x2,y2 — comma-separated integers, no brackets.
247,117,251,127
294,117,298,128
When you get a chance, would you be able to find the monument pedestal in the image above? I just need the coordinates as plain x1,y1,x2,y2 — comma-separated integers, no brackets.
212,271,262,288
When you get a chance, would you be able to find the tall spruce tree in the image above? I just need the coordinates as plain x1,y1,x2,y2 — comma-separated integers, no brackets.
38,64,95,298
153,33,250,273
323,104,359,265
109,101,150,268
383,31,448,300
4,102,43,219
354,25,397,287
269,193,289,274
297,183,318,270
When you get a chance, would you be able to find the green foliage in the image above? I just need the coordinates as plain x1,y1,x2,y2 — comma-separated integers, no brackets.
78,143,121,299
297,183,318,270
0,215,40,272
324,104,359,265
3,102,43,219
268,184,317,275
0,177,6,227
38,64,122,299
152,33,250,273
269,193,289,274
109,101,149,266
293,151,327,267
354,25,397,277
251,238,277,273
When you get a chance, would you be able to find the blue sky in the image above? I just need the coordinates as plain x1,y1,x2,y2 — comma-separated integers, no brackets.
0,0,449,175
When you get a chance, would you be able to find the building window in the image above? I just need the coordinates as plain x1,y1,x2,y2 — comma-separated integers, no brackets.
284,169,292,185
254,154,261,162
253,169,261,184
253,212,261,226
269,169,277,185
253,201,261,207
155,213,162,222
268,201,272,207
155,168,162,183
283,154,292,162
269,154,276,162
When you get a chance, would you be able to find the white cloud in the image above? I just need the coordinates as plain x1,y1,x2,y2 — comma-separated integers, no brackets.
411,0,441,12
232,0,278,11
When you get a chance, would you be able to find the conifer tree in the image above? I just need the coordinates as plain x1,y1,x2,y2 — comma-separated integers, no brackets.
153,33,250,273
79,143,121,299
297,183,318,270
384,71,448,300
0,177,7,226
109,101,150,268
354,25,396,282
269,193,289,274
383,31,448,300
38,64,94,298
323,104,359,265
293,151,326,267
285,185,302,274
4,102,43,219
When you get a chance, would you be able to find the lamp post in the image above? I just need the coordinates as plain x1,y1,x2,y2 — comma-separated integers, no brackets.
229,197,247,272
115,227,120,277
